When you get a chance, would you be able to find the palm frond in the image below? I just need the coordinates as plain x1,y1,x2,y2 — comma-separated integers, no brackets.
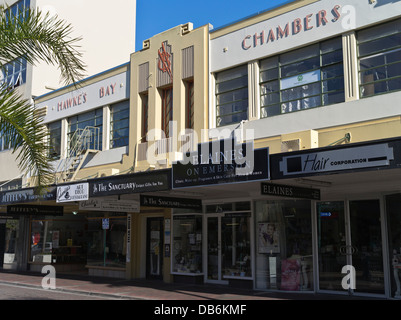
0,6,86,86
0,84,52,187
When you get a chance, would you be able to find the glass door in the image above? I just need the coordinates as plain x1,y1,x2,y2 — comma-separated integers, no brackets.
316,201,347,291
317,199,385,295
146,218,163,280
206,215,227,284
349,200,384,294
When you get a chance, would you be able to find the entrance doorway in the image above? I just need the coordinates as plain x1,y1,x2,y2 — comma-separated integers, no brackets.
146,217,163,280
316,200,385,295
206,212,252,284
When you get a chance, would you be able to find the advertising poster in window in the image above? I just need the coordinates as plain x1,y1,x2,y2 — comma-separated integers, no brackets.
281,259,301,291
258,222,280,254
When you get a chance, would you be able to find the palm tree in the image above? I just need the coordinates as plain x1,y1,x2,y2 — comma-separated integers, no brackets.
0,5,85,188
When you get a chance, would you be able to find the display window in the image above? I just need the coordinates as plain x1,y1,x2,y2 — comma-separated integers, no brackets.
172,215,202,274
29,212,127,270
86,214,127,268
30,215,86,265
222,213,251,279
255,200,313,291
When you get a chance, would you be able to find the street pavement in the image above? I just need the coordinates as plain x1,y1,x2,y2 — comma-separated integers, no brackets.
0,269,383,301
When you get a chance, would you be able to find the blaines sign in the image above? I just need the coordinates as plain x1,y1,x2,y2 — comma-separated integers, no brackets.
172,138,269,188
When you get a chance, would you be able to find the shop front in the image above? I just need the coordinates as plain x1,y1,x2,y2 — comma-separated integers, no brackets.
269,137,401,298
169,136,401,298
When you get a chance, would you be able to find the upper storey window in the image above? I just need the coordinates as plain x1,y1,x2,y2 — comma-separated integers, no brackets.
260,37,344,118
215,65,248,127
358,18,401,98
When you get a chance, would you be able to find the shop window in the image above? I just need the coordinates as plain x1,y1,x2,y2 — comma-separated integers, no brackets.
86,214,127,268
2,219,19,268
255,200,313,291
215,65,248,127
222,213,251,278
110,100,129,148
48,120,61,160
161,87,173,137
30,216,87,265
68,108,103,154
358,18,401,98
172,215,202,274
260,37,344,118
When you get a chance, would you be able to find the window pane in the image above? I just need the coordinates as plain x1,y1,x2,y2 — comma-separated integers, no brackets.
260,81,279,95
260,56,279,71
281,95,321,113
323,90,345,105
217,99,248,116
110,100,129,148
321,63,344,80
261,92,280,106
216,65,247,83
281,82,321,102
217,112,248,127
358,19,401,43
359,34,401,57
215,65,249,126
261,104,281,118
322,50,343,66
260,68,279,82
322,77,345,93
216,75,247,94
280,44,319,65
281,56,320,78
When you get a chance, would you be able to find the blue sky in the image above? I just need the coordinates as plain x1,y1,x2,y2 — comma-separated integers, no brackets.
135,0,295,51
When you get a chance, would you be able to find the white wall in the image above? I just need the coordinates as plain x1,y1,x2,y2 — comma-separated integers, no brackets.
33,0,136,96
210,0,401,72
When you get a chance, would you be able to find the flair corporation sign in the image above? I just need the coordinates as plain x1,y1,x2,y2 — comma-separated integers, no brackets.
271,141,396,179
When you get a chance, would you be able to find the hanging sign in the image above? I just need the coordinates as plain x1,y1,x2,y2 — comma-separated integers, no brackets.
56,183,89,203
102,218,109,230
261,182,321,200
140,195,202,210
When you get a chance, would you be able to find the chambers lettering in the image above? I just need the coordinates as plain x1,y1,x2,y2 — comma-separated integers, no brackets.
242,5,341,50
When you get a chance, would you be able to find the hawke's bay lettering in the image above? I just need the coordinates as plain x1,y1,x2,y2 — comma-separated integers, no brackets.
57,93,87,111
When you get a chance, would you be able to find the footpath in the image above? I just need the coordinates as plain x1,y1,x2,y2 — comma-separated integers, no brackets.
0,269,378,300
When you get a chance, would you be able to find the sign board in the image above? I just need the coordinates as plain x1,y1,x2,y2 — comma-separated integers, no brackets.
172,138,269,188
140,195,202,210
38,70,130,124
261,182,320,200
7,205,63,216
79,199,140,213
89,170,170,197
0,187,56,205
270,140,399,180
102,218,109,230
56,183,89,203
